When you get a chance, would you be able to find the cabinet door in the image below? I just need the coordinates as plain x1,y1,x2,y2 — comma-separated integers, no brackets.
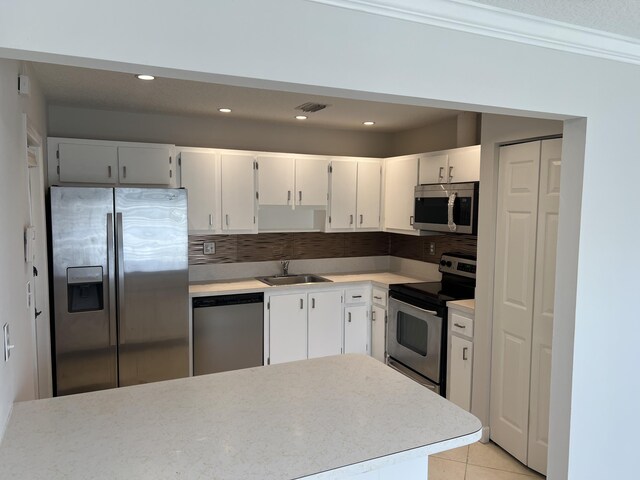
118,146,173,185
257,155,294,206
308,290,343,359
384,157,419,231
418,153,448,184
344,305,369,355
269,294,307,364
296,157,329,206
356,161,381,230
447,145,480,183
58,143,118,184
220,153,256,232
328,160,357,230
371,305,386,363
449,335,473,411
180,151,217,232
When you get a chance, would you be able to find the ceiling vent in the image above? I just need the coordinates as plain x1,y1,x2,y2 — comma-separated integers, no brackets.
295,102,329,113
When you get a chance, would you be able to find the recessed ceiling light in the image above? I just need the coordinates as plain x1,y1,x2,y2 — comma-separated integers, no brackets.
295,115,308,120
218,108,232,113
135,74,155,81
363,121,375,126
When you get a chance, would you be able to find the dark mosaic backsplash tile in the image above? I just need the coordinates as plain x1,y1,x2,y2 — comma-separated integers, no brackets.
188,231,476,265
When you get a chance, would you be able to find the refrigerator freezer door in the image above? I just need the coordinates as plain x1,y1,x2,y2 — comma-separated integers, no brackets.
50,187,117,396
115,188,189,386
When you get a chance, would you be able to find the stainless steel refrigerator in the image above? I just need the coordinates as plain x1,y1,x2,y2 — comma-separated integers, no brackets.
50,186,189,396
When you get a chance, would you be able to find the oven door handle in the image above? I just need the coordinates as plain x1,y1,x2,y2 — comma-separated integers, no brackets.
390,298,440,317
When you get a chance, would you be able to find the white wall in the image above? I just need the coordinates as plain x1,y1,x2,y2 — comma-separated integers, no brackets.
0,59,47,437
1,1,640,478
475,113,563,443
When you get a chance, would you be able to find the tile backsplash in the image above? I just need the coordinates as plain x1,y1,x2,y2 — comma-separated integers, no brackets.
189,232,476,265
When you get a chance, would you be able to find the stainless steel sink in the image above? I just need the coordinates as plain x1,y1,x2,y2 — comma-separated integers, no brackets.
256,274,332,286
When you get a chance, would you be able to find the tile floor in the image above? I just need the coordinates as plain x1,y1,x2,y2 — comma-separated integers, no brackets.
429,441,545,479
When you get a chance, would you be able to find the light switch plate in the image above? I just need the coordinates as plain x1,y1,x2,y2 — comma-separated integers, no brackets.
203,242,216,255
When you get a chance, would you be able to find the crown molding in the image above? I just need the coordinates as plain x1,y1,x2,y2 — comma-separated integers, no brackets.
307,0,640,65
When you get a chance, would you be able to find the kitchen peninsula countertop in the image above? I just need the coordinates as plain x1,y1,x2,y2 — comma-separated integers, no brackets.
0,355,481,480
189,271,425,297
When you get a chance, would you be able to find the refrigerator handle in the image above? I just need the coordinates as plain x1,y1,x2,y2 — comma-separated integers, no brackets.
106,213,117,347
116,212,126,345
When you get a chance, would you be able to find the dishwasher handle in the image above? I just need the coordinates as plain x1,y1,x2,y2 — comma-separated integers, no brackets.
193,293,264,308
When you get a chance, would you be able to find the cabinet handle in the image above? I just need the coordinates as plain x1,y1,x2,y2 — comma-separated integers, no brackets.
287,190,291,203
225,214,229,226
299,191,302,203
108,165,112,178
463,347,469,361
454,323,466,329
374,296,382,300
312,298,315,309
352,295,362,299
350,214,354,225
122,165,127,178
438,166,444,181
409,215,414,226
360,214,363,225
209,214,213,226
448,166,454,181
348,312,352,323
372,311,376,321
300,298,304,310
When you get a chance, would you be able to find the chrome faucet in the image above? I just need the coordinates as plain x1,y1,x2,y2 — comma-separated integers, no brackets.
281,260,290,276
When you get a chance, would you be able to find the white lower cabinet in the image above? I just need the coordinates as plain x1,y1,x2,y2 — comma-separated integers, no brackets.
344,305,369,355
371,287,388,363
447,305,474,412
308,291,344,358
269,293,308,364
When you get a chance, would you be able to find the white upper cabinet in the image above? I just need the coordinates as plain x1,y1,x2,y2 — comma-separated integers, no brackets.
118,145,173,185
356,161,381,230
58,143,118,184
328,160,358,230
179,150,218,232
419,145,480,185
295,157,329,206
257,155,294,206
49,138,175,186
220,153,257,233
384,155,419,233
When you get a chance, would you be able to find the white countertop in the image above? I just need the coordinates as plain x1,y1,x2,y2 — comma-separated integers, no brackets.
0,355,481,480
447,298,476,314
189,271,425,297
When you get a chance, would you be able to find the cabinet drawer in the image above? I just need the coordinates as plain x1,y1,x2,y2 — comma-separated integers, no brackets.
451,312,473,337
345,288,368,304
372,287,387,307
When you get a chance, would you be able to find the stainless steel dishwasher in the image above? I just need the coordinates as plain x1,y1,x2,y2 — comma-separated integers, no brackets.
192,293,264,375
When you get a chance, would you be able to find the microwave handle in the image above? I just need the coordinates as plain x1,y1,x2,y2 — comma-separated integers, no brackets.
448,193,457,232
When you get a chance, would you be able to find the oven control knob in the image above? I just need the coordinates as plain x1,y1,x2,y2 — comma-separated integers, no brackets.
446,261,452,267
440,260,446,266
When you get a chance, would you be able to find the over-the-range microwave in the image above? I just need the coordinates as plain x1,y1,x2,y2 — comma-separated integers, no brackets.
413,182,479,234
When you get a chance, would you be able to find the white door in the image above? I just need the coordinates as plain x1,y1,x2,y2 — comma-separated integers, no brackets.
328,160,357,230
58,143,118,184
527,138,562,476
258,155,294,206
384,157,418,231
356,161,381,230
118,145,173,185
447,145,481,183
179,151,218,232
371,305,386,363
449,335,473,411
296,157,328,206
269,294,308,364
418,153,448,184
220,153,256,232
344,305,369,354
308,290,343,358
490,140,542,464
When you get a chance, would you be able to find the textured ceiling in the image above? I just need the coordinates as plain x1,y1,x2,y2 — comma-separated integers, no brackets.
470,0,640,39
31,62,461,133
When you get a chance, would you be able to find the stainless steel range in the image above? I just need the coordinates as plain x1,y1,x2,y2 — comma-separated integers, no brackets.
387,253,476,395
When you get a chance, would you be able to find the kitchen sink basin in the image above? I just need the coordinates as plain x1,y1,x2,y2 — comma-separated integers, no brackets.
256,274,332,286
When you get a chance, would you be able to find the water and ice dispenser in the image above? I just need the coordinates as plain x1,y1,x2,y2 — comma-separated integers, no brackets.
67,266,104,313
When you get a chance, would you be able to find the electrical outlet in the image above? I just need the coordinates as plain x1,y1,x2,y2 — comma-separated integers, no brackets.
3,323,15,362
429,242,436,256
203,242,216,255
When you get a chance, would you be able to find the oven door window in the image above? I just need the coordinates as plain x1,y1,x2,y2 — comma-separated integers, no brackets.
397,311,429,356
